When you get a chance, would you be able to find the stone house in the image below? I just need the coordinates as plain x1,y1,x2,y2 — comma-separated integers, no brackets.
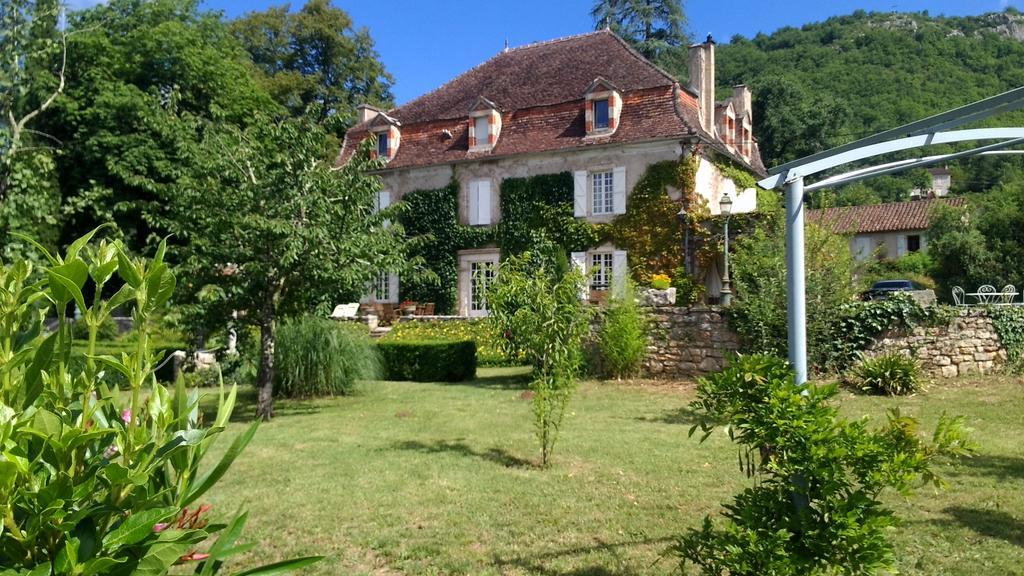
806,197,965,262
339,30,764,316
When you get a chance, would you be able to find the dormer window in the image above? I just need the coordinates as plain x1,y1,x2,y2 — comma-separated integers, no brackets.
583,77,621,137
593,99,610,130
376,132,389,158
366,111,400,162
467,96,501,151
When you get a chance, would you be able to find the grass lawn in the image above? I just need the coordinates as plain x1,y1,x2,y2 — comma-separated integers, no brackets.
201,368,1024,575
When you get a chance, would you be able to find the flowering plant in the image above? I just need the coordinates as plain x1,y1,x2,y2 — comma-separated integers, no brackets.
0,228,319,574
650,273,672,290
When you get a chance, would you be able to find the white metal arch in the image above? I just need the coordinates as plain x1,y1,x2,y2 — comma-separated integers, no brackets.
756,86,1024,384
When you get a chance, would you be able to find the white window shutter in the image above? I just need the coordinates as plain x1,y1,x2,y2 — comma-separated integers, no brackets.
612,250,628,296
467,181,480,225
612,166,626,215
897,235,908,257
388,273,399,304
477,180,491,225
573,170,588,217
378,191,391,211
571,251,588,299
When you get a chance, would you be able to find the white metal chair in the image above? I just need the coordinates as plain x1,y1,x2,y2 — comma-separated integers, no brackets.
1002,284,1018,305
952,286,966,306
977,284,998,305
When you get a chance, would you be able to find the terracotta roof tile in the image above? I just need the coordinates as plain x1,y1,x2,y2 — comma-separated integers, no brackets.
806,198,965,234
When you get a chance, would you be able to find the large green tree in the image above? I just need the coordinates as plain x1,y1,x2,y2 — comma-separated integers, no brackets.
591,0,689,68
172,116,413,420
0,0,64,260
41,0,279,253
230,0,394,129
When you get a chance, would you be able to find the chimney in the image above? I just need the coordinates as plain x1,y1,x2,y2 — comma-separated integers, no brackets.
687,35,716,135
732,85,751,118
356,104,379,124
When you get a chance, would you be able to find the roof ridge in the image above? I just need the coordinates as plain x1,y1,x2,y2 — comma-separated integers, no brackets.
602,31,681,86
504,29,611,53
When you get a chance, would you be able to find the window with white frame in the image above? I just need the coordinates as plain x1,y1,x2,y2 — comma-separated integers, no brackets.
376,271,391,302
376,132,389,157
470,260,497,314
591,170,614,215
592,98,610,130
590,252,613,291
474,115,489,146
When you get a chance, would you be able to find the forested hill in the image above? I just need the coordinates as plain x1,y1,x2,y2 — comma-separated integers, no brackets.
713,8,1024,199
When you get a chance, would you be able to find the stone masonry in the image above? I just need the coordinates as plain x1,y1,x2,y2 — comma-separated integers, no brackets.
642,305,740,378
865,308,1007,378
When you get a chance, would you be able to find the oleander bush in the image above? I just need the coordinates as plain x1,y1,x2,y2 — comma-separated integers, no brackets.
853,353,921,395
0,228,319,575
274,316,380,398
382,318,516,366
377,339,477,382
674,354,973,575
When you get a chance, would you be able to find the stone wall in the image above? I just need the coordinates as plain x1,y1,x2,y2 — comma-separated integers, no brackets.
866,308,1007,378
643,305,740,378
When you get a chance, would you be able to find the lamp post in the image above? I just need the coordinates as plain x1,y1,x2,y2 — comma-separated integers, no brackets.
719,192,733,306
676,205,690,276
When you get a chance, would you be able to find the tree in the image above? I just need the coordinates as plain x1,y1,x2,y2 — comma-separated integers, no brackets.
591,0,689,68
0,0,65,260
488,251,591,466
171,116,412,420
230,0,394,129
40,0,280,253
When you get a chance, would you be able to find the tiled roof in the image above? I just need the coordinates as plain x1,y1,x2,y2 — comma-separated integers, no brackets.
338,30,764,174
806,198,965,234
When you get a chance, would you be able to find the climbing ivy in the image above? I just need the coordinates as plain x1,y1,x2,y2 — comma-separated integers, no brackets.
711,155,759,190
498,172,598,255
399,181,494,314
989,306,1024,371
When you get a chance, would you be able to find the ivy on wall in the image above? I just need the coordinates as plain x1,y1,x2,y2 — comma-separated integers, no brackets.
398,181,494,314
989,306,1024,370
498,172,598,255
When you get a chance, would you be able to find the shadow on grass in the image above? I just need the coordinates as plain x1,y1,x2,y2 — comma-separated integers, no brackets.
198,386,324,424
932,506,1024,546
392,439,535,469
490,535,675,576
947,454,1024,482
451,368,532,390
636,405,717,427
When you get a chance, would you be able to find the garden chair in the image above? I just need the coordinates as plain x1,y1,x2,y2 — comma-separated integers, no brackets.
952,286,965,306
977,284,998,305
1002,285,1018,305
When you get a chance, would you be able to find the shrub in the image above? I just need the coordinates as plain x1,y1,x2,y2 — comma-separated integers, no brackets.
671,268,706,306
598,281,648,378
488,251,591,466
0,229,319,574
72,312,120,340
274,316,380,397
650,273,671,290
382,318,516,365
377,339,477,382
853,353,921,395
674,354,973,575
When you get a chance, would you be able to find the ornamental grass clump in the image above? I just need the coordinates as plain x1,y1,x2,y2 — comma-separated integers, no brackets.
598,280,647,379
852,353,921,396
274,316,380,398
673,354,973,575
0,228,319,575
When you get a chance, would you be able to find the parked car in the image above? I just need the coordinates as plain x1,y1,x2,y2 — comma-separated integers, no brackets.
864,279,923,300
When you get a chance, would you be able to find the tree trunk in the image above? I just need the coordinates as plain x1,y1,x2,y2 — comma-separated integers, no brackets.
256,314,276,421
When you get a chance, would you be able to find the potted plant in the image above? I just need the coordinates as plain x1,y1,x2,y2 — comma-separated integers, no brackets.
400,300,417,316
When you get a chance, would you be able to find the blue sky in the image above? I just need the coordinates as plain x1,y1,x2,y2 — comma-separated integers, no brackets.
71,0,1018,104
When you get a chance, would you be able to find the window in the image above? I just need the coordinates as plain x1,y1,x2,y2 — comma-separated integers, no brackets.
470,260,497,314
376,271,391,302
593,99,610,130
376,132,389,158
474,115,489,146
590,252,613,291
591,170,614,215
907,235,921,253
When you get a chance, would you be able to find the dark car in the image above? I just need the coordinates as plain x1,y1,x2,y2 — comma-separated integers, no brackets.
864,279,922,300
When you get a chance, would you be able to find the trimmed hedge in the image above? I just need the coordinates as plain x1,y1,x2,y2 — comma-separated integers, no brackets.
380,319,518,366
377,339,477,382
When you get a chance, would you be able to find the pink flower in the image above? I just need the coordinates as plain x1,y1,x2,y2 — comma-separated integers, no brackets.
103,445,119,459
176,551,210,564
121,408,132,424
153,523,169,533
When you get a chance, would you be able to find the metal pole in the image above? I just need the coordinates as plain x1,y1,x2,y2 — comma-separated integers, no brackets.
785,176,808,385
720,216,732,306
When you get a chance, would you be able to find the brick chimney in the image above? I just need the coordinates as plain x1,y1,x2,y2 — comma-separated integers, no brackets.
687,35,716,136
356,104,380,124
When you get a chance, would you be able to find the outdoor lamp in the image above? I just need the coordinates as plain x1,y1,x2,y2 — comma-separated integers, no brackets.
719,193,733,306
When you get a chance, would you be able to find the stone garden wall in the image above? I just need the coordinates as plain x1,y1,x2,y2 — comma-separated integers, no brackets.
865,308,1007,378
642,305,740,379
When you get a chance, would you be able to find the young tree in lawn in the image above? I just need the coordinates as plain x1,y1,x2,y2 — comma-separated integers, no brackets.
172,116,410,420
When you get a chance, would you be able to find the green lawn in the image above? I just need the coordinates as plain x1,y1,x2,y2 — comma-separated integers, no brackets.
201,368,1024,575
